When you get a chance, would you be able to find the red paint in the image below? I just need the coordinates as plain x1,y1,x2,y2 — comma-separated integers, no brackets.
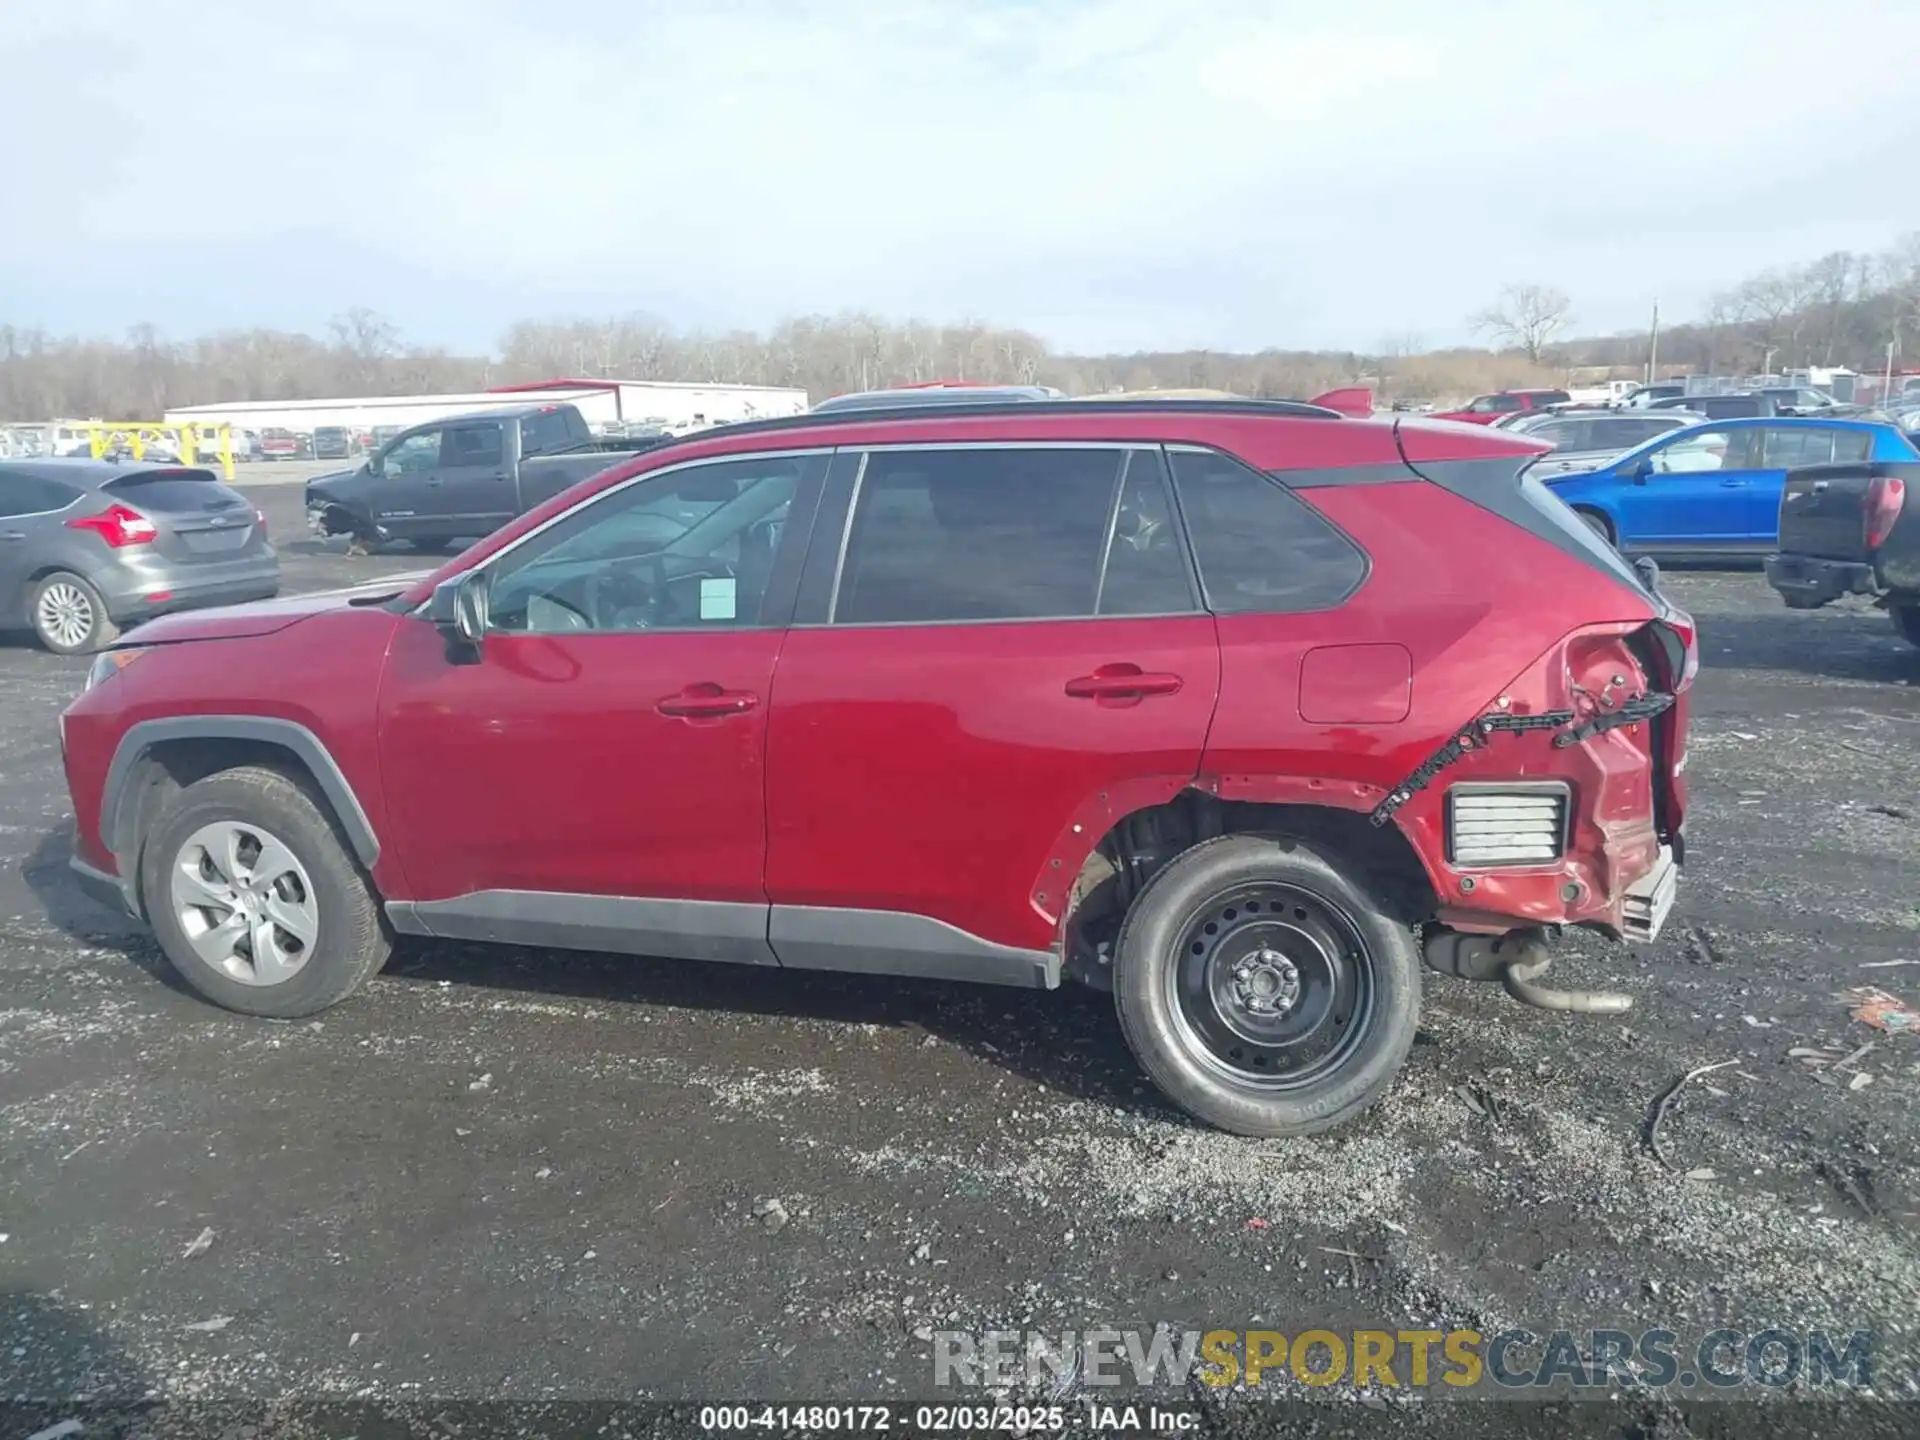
1298,643,1412,724
1430,390,1569,425
764,617,1220,949
60,401,1689,958
376,624,777,903
1307,387,1375,418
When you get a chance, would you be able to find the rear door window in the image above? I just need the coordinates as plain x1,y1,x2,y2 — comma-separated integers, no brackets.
1832,429,1873,464
832,447,1168,624
0,473,81,516
1529,419,1591,450
1762,427,1838,468
520,409,583,457
1171,448,1367,613
441,423,504,469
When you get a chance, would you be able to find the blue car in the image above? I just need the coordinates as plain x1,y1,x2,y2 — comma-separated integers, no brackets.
1543,416,1920,557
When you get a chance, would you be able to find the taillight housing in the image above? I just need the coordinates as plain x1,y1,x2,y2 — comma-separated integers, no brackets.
1647,614,1698,693
67,504,158,548
1865,475,1906,551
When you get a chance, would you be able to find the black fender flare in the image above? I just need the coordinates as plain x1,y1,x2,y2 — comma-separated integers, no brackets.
101,715,381,869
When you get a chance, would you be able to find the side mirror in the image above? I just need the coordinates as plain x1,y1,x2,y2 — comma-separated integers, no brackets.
427,571,490,651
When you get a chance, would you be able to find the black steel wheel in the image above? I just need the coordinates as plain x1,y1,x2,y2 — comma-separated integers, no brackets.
1167,882,1375,1092
1113,834,1420,1137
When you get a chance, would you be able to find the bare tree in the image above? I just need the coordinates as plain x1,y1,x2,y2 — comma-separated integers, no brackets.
1469,285,1573,363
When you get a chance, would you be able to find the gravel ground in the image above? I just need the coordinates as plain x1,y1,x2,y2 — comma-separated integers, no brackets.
2,490,1918,1437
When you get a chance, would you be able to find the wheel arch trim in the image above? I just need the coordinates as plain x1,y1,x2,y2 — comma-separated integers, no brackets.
101,715,380,870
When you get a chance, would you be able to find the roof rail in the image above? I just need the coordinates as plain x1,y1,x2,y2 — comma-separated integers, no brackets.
634,396,1347,457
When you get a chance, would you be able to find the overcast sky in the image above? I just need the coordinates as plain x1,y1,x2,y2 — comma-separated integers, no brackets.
3,0,1915,356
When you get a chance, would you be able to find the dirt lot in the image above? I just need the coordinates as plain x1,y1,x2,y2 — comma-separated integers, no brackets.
2,487,1918,1437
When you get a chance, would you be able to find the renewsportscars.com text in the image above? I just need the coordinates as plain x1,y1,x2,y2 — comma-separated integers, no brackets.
933,1326,1874,1392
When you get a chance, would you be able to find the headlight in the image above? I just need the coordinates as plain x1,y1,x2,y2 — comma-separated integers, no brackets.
84,648,145,692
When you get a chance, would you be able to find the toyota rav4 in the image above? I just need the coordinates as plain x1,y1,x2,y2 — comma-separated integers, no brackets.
58,399,1694,1137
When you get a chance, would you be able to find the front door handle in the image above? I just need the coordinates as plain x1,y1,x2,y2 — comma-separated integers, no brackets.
1719,478,1746,488
1065,664,1183,701
656,682,759,719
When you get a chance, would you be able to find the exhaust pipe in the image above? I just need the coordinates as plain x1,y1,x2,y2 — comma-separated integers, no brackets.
1423,927,1634,1015
1499,950,1633,1015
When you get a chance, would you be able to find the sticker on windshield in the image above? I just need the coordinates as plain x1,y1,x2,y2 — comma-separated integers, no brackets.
700,577,737,620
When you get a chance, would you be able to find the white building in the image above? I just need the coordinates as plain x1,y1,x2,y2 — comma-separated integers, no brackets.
164,377,810,435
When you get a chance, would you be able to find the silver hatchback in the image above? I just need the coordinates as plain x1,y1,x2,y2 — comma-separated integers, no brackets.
0,460,279,653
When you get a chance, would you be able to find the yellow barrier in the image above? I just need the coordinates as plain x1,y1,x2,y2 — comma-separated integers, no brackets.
81,421,236,481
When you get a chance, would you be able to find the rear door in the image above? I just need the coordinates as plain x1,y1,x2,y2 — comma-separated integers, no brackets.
763,443,1218,975
369,426,443,539
0,472,81,609
434,419,516,539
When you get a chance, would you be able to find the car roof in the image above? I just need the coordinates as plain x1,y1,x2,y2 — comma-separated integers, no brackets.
1657,414,1883,431
811,385,1061,413
634,397,1347,450
0,458,222,489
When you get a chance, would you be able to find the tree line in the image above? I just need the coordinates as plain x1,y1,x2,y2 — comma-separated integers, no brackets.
5,234,1918,423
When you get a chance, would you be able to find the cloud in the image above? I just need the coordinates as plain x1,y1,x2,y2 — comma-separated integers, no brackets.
1,0,1915,354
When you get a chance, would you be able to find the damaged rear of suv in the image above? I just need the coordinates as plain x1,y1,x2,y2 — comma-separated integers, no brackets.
60,399,1692,1138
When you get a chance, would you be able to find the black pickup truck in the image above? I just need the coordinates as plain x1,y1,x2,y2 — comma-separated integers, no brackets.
305,403,663,551
1765,461,1920,649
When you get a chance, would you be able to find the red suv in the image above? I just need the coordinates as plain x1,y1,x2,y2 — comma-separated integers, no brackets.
59,399,1693,1137
1433,389,1572,425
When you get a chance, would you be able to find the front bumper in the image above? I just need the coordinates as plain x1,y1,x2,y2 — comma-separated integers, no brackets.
1765,552,1877,609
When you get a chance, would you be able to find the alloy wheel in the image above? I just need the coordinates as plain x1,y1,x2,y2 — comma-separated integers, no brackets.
35,582,95,650
169,821,321,986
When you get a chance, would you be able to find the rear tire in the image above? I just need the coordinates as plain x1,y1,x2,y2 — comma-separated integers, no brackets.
140,765,390,1018
1894,602,1920,650
1575,509,1615,545
1111,834,1420,1137
30,571,118,655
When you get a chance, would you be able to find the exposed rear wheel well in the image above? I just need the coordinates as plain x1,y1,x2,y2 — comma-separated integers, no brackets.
112,738,341,918
1061,789,1437,985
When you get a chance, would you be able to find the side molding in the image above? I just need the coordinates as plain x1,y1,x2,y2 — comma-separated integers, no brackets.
102,715,381,869
384,892,1061,989
769,906,1060,989
388,891,779,967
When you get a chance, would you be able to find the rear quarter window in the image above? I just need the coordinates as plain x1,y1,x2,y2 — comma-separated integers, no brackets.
1169,448,1367,613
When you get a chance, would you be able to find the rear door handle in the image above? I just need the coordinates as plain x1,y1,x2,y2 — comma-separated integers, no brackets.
656,682,760,719
1065,665,1183,700
1719,479,1745,488
0,531,24,541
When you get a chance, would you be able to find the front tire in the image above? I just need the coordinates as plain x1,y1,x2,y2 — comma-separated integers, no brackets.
30,571,118,655
1894,602,1920,650
1112,834,1420,1137
140,765,390,1018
